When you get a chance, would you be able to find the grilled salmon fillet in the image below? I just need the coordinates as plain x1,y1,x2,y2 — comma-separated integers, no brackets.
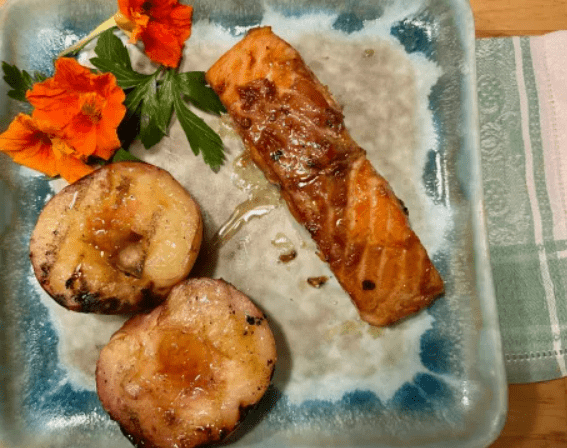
206,27,444,326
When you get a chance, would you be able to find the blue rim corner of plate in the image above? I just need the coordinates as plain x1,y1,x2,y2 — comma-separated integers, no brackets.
457,0,508,444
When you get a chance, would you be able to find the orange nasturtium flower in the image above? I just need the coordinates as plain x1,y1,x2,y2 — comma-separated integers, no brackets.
115,0,193,68
0,114,95,183
27,57,126,161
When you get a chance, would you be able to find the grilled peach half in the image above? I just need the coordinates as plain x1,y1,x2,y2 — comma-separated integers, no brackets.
30,162,202,314
96,278,277,448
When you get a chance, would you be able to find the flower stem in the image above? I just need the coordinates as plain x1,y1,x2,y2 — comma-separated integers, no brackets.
58,15,118,59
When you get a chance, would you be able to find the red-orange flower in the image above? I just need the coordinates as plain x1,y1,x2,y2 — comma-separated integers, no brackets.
26,57,126,160
0,114,95,183
116,0,193,68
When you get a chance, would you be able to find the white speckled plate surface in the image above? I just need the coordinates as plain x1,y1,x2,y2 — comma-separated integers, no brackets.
0,0,507,447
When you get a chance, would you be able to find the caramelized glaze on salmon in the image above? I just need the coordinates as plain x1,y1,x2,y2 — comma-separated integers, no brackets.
206,27,444,326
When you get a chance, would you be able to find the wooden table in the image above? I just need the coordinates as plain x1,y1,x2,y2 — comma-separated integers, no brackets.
471,2,567,447
472,0,567,37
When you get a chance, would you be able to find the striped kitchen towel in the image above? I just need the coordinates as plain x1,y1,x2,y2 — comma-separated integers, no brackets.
476,31,567,383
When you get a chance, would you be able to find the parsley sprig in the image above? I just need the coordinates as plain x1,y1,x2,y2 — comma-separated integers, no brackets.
1,62,47,102
90,29,226,170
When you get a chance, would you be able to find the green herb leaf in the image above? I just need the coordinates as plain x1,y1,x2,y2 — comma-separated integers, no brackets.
176,71,226,115
90,57,149,89
87,28,225,169
156,69,175,133
117,110,141,150
2,61,46,103
92,28,131,68
111,148,143,163
90,29,148,89
172,82,225,171
89,30,172,149
121,72,165,149
123,75,156,112
139,91,166,149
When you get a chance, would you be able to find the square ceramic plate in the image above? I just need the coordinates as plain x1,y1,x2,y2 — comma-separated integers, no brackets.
0,0,507,447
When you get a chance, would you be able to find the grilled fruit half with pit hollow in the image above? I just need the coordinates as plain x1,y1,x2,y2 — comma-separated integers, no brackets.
96,278,277,448
30,162,202,314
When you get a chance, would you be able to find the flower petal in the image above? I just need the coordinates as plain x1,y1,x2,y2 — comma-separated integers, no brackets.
168,3,193,42
117,0,134,19
63,114,99,157
28,57,126,160
93,123,122,160
116,0,193,67
142,20,184,67
147,0,181,21
52,57,99,92
0,114,39,151
55,153,95,183
0,114,59,177
13,147,59,177
28,86,80,128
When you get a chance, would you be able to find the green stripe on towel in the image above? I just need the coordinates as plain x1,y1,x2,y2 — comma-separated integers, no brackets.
476,36,567,382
